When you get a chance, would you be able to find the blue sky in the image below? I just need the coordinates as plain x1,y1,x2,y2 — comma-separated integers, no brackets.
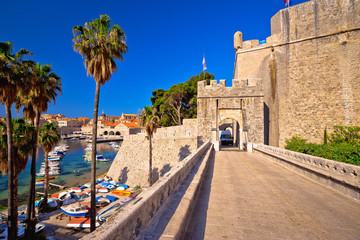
0,0,308,118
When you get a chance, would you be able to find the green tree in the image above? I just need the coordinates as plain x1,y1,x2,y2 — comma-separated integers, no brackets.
139,107,159,187
72,14,127,231
0,118,35,239
147,71,214,127
323,128,328,145
38,122,60,212
0,41,32,239
15,62,61,239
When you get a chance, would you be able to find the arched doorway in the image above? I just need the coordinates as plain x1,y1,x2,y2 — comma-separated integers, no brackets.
104,131,108,135
115,131,120,135
219,118,240,149
109,131,114,136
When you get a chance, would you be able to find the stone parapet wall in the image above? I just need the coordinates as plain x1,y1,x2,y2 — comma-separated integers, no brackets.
253,143,360,201
107,119,198,187
82,141,212,240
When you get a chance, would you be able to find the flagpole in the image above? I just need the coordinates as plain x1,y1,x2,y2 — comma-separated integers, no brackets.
203,53,205,81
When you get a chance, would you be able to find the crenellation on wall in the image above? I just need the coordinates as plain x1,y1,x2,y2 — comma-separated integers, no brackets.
242,40,260,49
197,78,263,99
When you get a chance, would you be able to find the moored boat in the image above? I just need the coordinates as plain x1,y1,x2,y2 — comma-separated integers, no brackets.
111,190,132,196
67,217,99,228
61,204,89,217
36,176,55,182
70,187,82,193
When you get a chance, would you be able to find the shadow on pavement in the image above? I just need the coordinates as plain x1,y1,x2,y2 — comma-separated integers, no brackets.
182,149,215,240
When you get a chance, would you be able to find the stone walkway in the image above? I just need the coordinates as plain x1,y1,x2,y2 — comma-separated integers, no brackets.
184,149,360,240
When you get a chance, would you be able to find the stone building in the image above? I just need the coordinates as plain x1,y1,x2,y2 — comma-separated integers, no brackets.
198,0,360,148
57,118,83,135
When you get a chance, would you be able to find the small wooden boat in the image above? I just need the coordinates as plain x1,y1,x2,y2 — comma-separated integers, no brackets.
70,187,82,193
51,193,59,199
35,182,44,186
103,195,117,203
96,187,108,193
36,176,55,182
111,190,132,196
58,192,70,201
67,217,99,228
61,204,89,217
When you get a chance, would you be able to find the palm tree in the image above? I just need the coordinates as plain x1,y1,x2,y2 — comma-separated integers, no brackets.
0,41,32,239
72,14,127,231
38,122,60,212
15,62,61,239
0,118,36,239
139,107,159,187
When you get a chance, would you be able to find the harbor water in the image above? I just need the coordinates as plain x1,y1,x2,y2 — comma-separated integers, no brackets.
0,139,120,208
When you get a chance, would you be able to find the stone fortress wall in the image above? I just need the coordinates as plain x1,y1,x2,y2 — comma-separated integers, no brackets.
234,0,360,147
107,119,198,187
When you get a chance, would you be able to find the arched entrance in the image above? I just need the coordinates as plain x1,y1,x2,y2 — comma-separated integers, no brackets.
104,131,108,135
219,118,240,148
109,131,115,136
115,131,120,135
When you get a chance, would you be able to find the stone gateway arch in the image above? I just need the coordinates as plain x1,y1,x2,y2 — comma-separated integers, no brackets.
197,79,267,150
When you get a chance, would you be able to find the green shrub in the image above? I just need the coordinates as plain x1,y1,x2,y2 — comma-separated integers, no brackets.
329,126,360,145
285,126,360,166
285,135,308,153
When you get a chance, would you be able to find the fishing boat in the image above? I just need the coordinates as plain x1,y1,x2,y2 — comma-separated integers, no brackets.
60,204,89,217
58,192,76,205
36,177,55,182
96,187,108,193
111,190,132,196
51,193,59,198
67,217,100,228
70,187,82,193
83,154,110,162
95,197,110,207
35,182,44,186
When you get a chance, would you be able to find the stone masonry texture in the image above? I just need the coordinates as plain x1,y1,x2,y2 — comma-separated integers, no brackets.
233,0,360,147
107,119,198,187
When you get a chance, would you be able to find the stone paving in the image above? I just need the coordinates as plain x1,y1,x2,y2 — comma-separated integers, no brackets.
184,148,360,240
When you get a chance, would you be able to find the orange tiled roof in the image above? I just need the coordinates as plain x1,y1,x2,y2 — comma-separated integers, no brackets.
78,117,90,120
122,122,140,128
103,121,120,127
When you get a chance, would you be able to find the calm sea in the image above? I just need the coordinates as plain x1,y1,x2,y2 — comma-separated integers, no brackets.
0,139,119,207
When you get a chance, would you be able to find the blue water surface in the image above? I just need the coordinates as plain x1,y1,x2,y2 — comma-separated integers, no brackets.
0,139,119,207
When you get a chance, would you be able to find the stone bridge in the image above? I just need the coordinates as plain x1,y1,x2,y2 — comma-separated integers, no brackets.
84,143,360,240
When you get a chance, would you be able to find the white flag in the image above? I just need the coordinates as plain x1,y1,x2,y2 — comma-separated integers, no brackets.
202,54,207,71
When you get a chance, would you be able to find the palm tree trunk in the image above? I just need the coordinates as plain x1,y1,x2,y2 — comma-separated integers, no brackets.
14,173,19,237
148,135,152,187
90,81,100,232
5,101,17,240
43,151,49,211
25,112,39,239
